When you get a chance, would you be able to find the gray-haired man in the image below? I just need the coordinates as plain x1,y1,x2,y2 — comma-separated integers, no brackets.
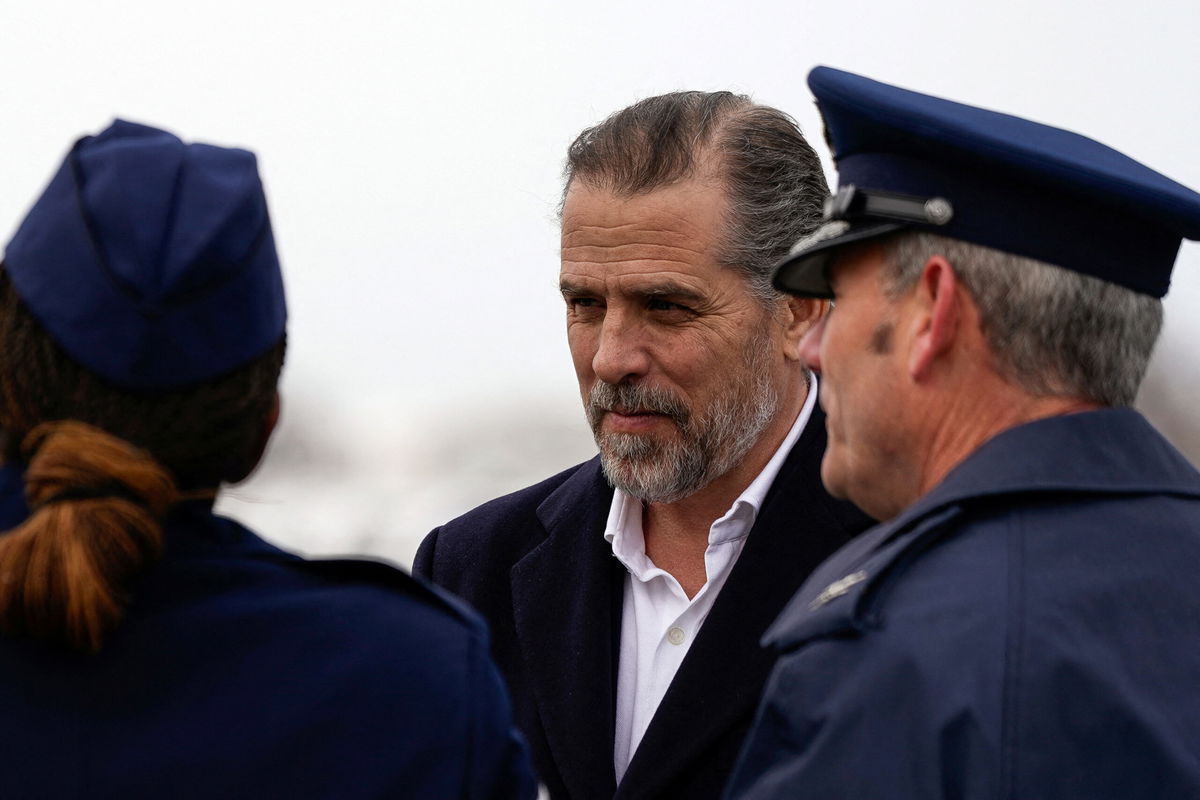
416,92,870,799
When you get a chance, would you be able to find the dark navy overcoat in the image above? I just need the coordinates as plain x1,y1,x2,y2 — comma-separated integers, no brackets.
416,407,872,799
727,409,1200,799
0,464,535,799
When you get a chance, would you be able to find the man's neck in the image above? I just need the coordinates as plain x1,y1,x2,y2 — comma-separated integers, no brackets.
915,382,1102,504
641,384,808,598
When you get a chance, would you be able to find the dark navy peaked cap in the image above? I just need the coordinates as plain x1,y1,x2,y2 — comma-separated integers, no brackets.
3,120,286,390
774,67,1200,299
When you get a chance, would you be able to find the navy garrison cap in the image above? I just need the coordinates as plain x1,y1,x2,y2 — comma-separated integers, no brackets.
774,67,1200,299
3,120,286,390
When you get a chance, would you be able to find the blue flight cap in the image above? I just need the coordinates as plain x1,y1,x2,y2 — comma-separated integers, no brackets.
774,67,1200,299
3,120,287,390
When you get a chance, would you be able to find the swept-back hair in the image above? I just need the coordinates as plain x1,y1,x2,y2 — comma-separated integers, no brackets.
563,91,829,305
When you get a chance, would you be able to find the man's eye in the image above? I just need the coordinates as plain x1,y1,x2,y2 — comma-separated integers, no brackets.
648,299,691,313
567,297,601,311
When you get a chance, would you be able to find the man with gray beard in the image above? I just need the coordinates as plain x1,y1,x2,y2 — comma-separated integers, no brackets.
415,92,872,800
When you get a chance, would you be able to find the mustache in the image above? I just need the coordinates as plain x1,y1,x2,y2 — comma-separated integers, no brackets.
587,381,690,429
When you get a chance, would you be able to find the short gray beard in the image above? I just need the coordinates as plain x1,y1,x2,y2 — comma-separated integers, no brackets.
585,332,780,504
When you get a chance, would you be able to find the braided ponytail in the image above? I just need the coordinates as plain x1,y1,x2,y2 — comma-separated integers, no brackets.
0,421,178,653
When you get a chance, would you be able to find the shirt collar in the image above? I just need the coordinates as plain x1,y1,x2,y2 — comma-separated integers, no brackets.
604,374,820,565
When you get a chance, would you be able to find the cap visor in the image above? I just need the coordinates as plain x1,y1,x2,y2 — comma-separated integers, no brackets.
772,220,905,297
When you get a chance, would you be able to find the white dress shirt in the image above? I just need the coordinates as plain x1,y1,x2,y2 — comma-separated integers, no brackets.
606,377,819,781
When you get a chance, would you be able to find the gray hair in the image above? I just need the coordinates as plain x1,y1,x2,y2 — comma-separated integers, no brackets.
881,232,1163,407
562,91,829,306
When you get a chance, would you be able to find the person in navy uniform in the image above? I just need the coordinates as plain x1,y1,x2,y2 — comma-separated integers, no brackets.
0,120,535,799
726,67,1200,799
415,92,872,799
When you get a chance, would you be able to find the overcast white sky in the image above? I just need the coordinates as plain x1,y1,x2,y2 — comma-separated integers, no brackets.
2,0,1198,564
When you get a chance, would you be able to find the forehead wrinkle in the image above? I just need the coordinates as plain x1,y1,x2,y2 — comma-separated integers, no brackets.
561,241,710,266
561,220,710,250
559,267,707,289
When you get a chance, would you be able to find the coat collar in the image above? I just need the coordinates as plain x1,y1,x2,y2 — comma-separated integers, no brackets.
767,409,1200,652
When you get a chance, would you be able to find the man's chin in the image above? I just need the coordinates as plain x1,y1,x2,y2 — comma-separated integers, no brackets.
821,458,886,521
819,456,849,500
596,428,675,456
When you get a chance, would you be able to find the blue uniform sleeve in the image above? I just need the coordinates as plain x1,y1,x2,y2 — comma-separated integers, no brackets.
464,627,538,800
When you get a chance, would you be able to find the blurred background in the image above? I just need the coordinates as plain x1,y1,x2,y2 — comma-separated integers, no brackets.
2,0,1198,567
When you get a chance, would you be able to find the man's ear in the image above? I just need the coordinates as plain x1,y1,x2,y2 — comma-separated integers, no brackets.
782,296,830,361
908,256,961,381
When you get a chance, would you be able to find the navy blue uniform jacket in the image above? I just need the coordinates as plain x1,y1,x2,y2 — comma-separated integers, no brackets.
0,464,535,800
728,409,1200,799
415,408,872,799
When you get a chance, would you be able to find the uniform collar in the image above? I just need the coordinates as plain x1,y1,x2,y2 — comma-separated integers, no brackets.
896,408,1200,530
765,408,1200,651
0,460,285,563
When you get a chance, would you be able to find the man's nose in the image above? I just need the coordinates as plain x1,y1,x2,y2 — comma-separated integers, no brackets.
798,314,826,374
592,312,651,385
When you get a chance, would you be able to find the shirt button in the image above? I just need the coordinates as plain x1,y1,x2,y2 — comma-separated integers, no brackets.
667,626,686,646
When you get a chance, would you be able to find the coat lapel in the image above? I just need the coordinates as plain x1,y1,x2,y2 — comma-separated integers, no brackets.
617,408,868,796
511,457,623,798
